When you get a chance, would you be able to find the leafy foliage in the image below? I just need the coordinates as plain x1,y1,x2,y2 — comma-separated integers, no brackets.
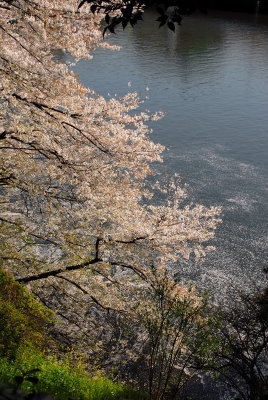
0,350,144,400
0,367,52,400
79,0,207,34
0,269,53,358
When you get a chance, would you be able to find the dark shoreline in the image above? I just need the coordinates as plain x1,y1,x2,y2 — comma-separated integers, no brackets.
207,0,268,14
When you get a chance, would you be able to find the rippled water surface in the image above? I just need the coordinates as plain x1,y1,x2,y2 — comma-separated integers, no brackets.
73,10,268,299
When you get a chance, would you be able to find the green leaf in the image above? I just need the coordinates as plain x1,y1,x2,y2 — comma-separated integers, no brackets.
26,376,39,384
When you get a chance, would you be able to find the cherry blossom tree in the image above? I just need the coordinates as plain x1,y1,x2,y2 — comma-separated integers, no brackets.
0,0,222,391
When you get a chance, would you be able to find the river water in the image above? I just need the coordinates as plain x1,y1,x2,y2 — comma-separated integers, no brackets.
73,10,268,301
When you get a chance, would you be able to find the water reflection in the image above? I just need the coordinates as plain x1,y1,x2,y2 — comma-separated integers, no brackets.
115,10,225,82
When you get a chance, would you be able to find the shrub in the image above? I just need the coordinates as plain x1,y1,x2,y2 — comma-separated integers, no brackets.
0,349,145,400
136,268,221,400
0,269,53,358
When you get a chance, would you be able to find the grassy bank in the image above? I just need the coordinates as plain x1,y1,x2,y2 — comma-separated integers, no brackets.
0,349,145,400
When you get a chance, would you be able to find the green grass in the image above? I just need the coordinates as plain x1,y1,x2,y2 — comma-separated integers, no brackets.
0,269,53,359
0,349,146,400
0,271,146,399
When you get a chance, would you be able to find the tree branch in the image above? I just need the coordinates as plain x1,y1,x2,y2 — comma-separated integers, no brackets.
18,256,100,283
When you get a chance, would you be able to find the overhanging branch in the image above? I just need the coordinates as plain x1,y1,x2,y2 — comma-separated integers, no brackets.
18,257,100,283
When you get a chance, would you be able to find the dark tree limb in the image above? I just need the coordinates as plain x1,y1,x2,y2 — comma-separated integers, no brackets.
18,257,100,283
